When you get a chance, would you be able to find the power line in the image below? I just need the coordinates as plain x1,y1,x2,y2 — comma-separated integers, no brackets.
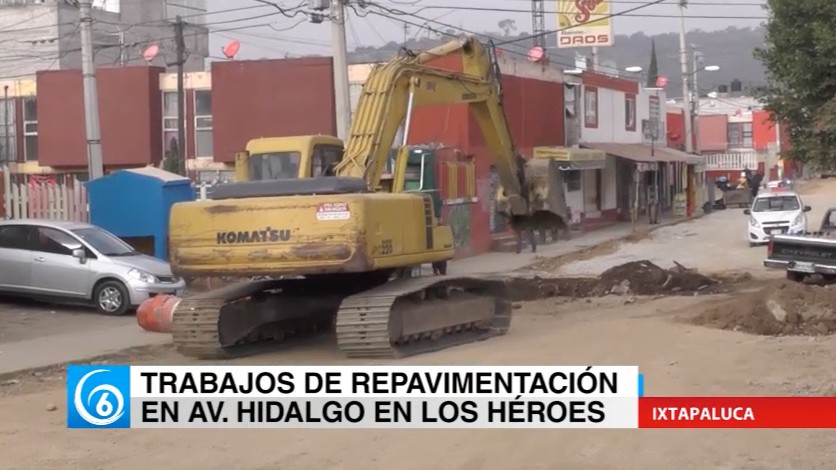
375,4,769,19
352,2,595,68
351,5,603,74
386,0,766,4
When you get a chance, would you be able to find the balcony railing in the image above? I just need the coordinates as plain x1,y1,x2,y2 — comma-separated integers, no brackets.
704,151,759,171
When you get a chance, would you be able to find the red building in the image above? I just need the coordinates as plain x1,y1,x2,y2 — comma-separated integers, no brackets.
1,55,569,258
402,52,567,256
666,104,795,181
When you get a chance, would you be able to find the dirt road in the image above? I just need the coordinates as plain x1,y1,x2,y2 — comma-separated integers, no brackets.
2,293,836,470
2,180,836,469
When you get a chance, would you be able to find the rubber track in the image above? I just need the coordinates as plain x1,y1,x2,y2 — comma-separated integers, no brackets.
335,275,513,359
171,278,318,359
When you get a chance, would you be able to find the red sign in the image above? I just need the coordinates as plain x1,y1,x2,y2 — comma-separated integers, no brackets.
573,0,605,23
316,202,350,221
527,46,545,63
558,34,610,47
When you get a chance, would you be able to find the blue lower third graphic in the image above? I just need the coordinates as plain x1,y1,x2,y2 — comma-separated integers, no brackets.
67,365,131,429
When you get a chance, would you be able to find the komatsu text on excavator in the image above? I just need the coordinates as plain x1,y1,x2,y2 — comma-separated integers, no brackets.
167,36,570,360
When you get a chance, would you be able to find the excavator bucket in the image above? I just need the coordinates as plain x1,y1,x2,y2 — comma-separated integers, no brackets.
524,157,570,222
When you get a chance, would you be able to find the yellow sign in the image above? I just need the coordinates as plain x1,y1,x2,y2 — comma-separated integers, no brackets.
557,0,614,49
533,147,606,162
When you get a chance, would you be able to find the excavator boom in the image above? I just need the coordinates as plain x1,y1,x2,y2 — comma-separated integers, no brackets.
334,37,528,215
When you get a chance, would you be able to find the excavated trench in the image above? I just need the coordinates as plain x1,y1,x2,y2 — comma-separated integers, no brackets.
503,260,729,302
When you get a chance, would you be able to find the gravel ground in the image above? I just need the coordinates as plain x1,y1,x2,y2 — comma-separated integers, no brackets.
558,180,836,277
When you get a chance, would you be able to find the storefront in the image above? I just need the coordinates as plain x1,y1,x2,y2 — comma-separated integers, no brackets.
533,146,609,225
580,143,698,222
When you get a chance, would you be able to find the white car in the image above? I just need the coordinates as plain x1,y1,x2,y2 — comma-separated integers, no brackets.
744,190,811,246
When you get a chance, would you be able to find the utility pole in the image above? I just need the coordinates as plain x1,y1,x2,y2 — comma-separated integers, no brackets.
78,0,104,179
531,0,545,48
3,85,9,163
118,30,126,67
691,45,702,154
330,0,352,141
174,16,186,176
678,0,693,154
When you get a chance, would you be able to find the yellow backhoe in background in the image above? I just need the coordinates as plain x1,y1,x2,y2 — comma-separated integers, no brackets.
167,36,569,360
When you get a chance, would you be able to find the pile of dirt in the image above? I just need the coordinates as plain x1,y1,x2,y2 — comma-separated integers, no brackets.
593,260,718,296
691,280,836,336
506,260,724,301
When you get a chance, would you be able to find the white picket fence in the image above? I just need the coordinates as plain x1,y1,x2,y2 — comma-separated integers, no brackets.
1,168,89,222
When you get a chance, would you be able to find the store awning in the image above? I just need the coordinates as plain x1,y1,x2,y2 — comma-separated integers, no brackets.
580,142,705,166
532,146,607,170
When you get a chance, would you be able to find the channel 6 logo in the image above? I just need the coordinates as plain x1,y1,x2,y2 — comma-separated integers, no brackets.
66,365,131,429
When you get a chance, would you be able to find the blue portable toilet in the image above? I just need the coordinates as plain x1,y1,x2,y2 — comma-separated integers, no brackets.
86,166,195,260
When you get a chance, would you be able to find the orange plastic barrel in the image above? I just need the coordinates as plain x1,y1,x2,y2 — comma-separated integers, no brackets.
136,295,182,333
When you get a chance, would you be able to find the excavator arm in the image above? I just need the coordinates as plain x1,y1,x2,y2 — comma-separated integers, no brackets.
333,36,530,216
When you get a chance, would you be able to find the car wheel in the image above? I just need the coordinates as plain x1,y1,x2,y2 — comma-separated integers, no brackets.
94,280,131,316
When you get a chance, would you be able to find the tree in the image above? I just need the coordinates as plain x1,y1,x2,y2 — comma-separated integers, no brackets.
163,137,182,175
755,0,836,166
646,39,659,88
498,19,517,37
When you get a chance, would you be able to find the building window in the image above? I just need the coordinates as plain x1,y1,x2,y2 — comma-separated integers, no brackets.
565,170,582,191
742,122,753,148
584,87,598,128
162,91,180,157
0,98,15,162
194,90,212,157
727,122,753,148
23,97,37,162
625,94,636,131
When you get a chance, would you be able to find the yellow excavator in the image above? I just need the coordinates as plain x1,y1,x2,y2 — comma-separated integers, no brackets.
167,36,568,359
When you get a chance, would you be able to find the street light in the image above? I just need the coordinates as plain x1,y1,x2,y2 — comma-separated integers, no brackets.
691,64,719,154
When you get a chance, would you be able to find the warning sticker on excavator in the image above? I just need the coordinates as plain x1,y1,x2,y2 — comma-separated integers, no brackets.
317,202,350,221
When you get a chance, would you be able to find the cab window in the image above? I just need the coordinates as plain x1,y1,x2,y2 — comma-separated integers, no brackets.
32,227,82,256
827,211,836,228
249,152,301,180
0,225,33,250
311,145,343,177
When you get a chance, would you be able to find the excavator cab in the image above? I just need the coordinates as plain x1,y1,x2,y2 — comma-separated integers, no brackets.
383,146,443,221
234,135,344,182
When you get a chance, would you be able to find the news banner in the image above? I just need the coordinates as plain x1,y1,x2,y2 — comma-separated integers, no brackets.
66,365,836,429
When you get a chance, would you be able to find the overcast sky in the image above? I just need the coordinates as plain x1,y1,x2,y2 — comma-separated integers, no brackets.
203,0,767,60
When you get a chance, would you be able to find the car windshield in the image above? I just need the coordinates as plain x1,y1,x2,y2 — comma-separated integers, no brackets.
71,227,137,256
752,195,800,212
